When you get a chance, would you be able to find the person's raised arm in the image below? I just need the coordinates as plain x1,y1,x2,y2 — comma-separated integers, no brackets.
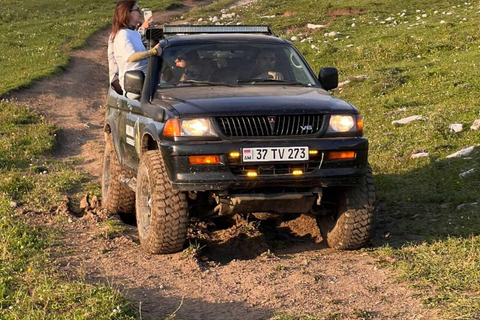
126,43,161,62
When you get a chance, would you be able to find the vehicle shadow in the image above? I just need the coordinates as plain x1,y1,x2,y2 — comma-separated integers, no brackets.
188,215,329,265
371,149,479,248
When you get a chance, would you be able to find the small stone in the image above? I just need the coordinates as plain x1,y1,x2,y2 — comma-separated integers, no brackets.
440,203,449,209
440,20,446,24
198,18,203,22
260,15,275,19
351,23,356,27
446,146,474,158
346,44,354,48
411,152,429,159
212,16,219,23
337,80,351,88
353,75,369,81
392,115,424,125
290,36,298,41
449,123,463,133
457,202,478,210
459,168,475,179
9,201,17,209
325,31,339,37
470,119,480,131
307,23,326,29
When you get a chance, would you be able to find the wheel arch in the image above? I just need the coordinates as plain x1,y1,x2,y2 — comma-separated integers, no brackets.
140,123,161,155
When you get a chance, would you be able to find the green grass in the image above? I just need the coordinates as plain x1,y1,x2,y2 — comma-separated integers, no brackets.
0,102,136,319
0,0,182,95
188,0,480,318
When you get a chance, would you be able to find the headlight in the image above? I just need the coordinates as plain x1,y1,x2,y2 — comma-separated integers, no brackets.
163,118,217,137
327,115,362,133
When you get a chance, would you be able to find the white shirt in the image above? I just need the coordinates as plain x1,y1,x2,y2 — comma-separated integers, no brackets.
113,29,148,90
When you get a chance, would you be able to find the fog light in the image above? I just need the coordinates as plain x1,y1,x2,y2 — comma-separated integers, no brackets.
292,169,303,176
327,151,356,160
229,152,240,158
309,150,319,156
189,155,220,165
247,171,258,177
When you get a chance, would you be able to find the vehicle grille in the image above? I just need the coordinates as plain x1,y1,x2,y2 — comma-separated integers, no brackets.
215,115,323,137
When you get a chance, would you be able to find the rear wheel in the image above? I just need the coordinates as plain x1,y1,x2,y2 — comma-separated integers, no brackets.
101,133,135,214
316,165,376,250
136,150,188,254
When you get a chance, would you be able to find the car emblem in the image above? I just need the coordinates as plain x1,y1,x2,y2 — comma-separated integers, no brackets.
267,116,276,131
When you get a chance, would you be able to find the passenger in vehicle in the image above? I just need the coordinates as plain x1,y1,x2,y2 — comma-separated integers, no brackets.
251,49,284,80
110,0,161,93
108,4,152,95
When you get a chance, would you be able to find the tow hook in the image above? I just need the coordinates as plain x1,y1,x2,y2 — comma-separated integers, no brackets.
313,187,323,205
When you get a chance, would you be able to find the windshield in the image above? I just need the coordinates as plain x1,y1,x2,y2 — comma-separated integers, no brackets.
158,43,318,87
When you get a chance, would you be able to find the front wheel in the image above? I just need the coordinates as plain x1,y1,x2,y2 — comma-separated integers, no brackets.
316,165,376,250
136,150,188,254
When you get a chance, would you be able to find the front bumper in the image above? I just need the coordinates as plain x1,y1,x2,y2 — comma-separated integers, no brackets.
160,138,369,191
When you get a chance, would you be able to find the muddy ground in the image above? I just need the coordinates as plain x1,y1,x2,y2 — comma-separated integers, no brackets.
7,1,437,319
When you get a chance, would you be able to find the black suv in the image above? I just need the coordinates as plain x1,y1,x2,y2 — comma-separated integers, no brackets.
102,25,375,254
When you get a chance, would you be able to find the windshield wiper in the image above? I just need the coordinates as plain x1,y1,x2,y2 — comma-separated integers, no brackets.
178,80,238,87
236,78,311,86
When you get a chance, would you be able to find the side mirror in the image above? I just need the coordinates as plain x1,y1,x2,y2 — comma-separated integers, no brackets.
124,70,145,95
319,67,338,91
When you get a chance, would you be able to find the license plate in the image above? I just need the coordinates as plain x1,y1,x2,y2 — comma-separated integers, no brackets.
242,147,309,162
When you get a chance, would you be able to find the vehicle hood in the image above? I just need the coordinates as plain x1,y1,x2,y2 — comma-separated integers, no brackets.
155,86,356,118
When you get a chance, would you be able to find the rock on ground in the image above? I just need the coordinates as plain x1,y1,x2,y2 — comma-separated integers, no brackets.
470,119,480,131
449,123,463,132
411,152,429,159
459,168,475,179
446,146,474,158
392,115,424,125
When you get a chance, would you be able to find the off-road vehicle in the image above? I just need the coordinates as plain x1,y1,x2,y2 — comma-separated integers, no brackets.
102,25,375,254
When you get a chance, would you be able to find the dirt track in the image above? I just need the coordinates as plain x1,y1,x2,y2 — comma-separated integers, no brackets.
7,1,437,319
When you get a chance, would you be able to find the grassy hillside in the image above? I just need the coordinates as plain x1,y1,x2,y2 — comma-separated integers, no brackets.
0,0,181,95
187,0,480,318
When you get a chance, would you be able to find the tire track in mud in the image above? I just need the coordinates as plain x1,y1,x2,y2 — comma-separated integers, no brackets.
7,1,437,319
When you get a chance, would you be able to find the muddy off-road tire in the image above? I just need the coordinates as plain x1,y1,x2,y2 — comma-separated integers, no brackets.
102,133,135,214
136,150,188,254
317,165,376,250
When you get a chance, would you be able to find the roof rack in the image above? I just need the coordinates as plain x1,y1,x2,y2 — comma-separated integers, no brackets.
163,25,274,35
145,24,275,44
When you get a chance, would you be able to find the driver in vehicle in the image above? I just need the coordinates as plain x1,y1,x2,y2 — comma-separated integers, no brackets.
251,49,284,80
162,51,204,83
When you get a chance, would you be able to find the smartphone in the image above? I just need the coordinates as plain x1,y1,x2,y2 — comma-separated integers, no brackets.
143,9,152,21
